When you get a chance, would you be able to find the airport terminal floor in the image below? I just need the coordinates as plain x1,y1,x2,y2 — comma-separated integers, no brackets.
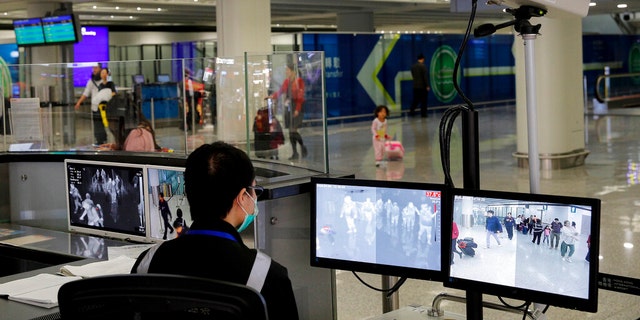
89,104,640,319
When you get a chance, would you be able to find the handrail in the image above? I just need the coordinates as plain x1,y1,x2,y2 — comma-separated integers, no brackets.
594,72,640,104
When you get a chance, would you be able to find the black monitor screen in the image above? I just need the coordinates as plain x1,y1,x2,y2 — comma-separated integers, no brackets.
13,18,45,46
445,188,600,312
310,177,447,281
65,159,148,242
42,15,79,44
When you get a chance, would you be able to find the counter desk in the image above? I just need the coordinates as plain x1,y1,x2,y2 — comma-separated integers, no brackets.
0,151,352,320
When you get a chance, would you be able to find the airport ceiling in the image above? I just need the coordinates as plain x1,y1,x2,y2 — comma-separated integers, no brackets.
0,0,638,33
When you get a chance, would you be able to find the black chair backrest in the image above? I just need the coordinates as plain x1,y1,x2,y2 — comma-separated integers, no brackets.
58,273,268,320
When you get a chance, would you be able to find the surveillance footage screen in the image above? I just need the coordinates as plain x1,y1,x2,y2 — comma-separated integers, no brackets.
65,159,147,242
311,177,446,280
145,165,189,242
446,188,600,312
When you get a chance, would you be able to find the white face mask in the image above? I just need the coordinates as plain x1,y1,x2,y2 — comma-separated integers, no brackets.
237,191,258,232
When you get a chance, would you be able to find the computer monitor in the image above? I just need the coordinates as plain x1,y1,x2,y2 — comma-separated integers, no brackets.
310,177,448,281
444,188,600,313
65,159,148,243
13,18,45,47
156,74,171,83
145,165,189,242
132,74,145,85
41,14,81,45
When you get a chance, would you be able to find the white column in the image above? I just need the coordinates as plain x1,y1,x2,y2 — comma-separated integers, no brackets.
513,14,589,170
216,0,271,57
216,0,271,143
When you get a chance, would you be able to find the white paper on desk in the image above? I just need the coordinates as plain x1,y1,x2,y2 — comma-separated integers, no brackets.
108,243,154,259
0,273,81,308
59,255,136,278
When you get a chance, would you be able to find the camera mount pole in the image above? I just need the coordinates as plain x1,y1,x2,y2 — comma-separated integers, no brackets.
474,5,546,194
470,6,547,319
517,13,544,195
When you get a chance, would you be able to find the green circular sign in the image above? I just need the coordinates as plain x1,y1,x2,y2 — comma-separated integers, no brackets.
430,45,459,103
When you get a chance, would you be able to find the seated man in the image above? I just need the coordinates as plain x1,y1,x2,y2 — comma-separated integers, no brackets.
131,141,299,319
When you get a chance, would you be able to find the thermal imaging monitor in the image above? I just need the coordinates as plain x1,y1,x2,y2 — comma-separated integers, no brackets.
310,177,448,281
65,159,148,242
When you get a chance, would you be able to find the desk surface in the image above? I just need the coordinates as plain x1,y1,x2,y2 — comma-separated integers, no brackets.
0,259,96,320
0,224,142,320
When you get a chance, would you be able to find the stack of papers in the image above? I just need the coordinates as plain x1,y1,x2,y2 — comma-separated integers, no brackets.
59,255,137,278
0,274,82,308
0,255,138,308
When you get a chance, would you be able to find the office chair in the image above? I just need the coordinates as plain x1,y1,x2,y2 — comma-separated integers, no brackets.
57,273,269,320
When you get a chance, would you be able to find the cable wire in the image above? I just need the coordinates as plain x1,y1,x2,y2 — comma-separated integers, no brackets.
438,0,477,188
351,271,407,295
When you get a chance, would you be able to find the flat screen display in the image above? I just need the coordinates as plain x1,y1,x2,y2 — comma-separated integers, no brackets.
310,177,447,281
145,165,189,242
132,74,145,85
156,74,171,83
445,188,600,312
13,18,45,46
42,14,80,44
65,159,148,242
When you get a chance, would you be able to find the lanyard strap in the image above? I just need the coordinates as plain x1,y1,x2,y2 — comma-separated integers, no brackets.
186,229,237,242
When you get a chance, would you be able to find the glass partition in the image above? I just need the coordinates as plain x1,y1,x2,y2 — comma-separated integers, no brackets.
0,53,328,173
243,52,328,173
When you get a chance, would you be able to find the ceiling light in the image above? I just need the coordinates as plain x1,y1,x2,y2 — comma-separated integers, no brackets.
137,7,141,11
618,4,628,9
589,2,596,7
115,6,120,10
157,8,162,12
93,5,97,9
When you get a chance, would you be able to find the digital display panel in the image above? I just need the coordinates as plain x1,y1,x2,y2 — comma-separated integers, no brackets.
311,177,447,281
42,15,79,44
13,18,45,46
145,165,190,242
65,159,148,242
445,188,600,313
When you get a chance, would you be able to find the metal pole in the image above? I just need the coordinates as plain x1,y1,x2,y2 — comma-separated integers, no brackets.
523,33,540,194
381,275,399,313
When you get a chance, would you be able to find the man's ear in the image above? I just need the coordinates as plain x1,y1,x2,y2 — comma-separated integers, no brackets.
235,187,248,205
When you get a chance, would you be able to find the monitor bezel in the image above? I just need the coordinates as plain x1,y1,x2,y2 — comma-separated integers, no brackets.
64,159,149,243
443,187,600,313
310,177,449,282
13,17,45,47
41,14,81,45
144,164,188,243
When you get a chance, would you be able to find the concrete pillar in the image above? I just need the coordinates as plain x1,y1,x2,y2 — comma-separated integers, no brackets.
337,11,374,32
215,0,271,142
216,0,270,57
513,14,590,170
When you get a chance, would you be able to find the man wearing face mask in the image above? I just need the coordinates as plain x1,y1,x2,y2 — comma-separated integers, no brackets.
131,141,299,319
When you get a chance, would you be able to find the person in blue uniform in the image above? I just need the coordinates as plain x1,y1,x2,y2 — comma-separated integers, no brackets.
485,210,502,248
131,141,299,319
